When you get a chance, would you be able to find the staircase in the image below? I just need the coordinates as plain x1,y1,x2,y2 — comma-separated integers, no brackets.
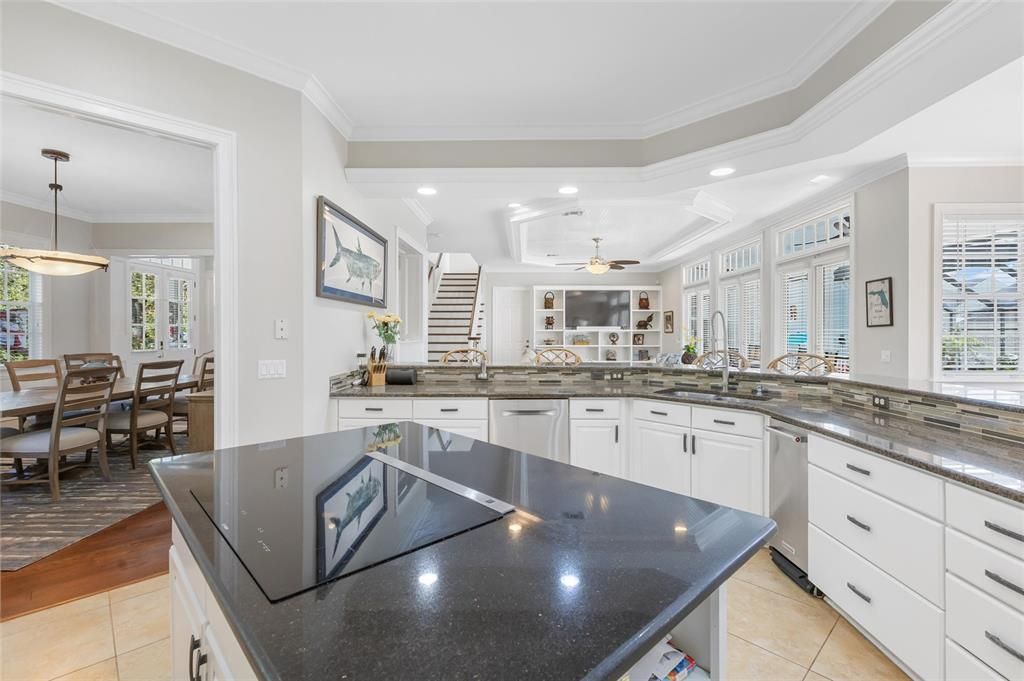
428,269,485,362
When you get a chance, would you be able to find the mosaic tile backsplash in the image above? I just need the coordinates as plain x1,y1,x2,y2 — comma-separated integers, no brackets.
330,365,1024,445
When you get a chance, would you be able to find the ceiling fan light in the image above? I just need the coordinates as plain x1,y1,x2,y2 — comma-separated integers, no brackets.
0,246,110,276
585,261,611,275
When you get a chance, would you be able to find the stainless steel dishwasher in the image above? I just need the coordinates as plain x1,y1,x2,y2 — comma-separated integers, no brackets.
766,419,820,595
489,399,569,463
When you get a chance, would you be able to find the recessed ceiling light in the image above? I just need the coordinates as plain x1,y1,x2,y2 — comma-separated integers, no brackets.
558,185,578,195
417,186,437,196
507,202,521,208
709,167,735,177
810,174,831,184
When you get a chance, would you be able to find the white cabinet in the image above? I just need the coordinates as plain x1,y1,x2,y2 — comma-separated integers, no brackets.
690,427,763,515
629,419,690,495
170,524,258,681
416,418,490,441
570,419,623,477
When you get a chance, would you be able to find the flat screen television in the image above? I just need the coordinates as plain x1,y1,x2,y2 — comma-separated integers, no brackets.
565,290,630,329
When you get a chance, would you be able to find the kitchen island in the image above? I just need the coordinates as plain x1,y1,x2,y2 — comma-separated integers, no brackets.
151,422,775,681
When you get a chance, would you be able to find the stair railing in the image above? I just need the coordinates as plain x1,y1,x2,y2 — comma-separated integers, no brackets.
466,265,484,345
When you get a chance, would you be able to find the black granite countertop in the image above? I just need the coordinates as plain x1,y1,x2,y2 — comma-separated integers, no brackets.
150,424,775,681
332,383,1024,504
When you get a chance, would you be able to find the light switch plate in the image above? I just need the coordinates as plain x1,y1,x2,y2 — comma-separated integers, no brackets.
880,350,891,363
258,360,287,379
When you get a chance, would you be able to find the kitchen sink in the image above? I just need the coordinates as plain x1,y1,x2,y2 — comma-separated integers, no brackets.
654,388,772,402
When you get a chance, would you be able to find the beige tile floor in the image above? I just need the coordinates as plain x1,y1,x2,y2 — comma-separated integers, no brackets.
0,549,910,680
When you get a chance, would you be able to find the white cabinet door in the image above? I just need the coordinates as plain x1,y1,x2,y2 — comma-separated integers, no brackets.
570,419,623,477
170,546,207,681
629,420,691,495
691,428,763,514
415,418,489,442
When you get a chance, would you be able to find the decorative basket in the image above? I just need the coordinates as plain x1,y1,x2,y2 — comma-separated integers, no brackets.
543,291,556,309
638,291,650,310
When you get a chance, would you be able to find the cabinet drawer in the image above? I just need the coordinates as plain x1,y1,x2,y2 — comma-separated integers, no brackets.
338,398,412,420
413,398,488,420
947,483,1024,561
947,574,1024,681
691,406,762,438
946,639,1006,681
338,418,396,432
570,399,622,419
808,435,943,519
947,528,1024,614
809,525,944,681
809,465,944,605
632,399,690,426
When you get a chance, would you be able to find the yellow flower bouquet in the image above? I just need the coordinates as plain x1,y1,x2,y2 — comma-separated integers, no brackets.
367,311,402,345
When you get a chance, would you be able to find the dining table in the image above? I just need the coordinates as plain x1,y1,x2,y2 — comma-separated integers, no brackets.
0,375,199,418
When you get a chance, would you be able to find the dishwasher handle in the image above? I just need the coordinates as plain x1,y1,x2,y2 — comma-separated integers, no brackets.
501,409,557,417
765,424,805,443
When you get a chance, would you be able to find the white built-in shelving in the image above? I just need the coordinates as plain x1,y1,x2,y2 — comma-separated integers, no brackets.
532,286,663,363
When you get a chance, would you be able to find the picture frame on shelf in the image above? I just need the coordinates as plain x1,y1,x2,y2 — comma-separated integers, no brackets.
865,276,894,327
632,333,645,346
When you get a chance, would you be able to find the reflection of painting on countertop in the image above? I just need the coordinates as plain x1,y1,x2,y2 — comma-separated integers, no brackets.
317,195,387,307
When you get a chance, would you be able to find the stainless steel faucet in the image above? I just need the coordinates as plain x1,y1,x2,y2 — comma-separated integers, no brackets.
709,310,730,391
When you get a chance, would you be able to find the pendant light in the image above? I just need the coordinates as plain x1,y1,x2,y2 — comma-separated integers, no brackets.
0,149,109,276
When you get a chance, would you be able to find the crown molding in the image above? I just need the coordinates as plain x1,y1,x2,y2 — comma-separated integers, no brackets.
2,191,212,224
905,153,1024,168
52,1,358,141
401,198,434,227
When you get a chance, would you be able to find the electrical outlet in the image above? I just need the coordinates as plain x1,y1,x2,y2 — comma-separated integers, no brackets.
274,467,289,489
274,319,289,340
871,395,890,410
609,371,624,381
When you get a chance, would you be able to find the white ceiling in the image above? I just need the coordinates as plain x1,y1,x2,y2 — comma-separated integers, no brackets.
61,0,886,139
1,97,213,222
416,56,1024,269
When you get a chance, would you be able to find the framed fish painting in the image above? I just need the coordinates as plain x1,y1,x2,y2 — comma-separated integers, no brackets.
316,196,387,307
316,455,388,581
865,276,893,327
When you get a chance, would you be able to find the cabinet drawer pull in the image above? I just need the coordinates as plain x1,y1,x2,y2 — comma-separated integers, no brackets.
614,425,619,443
846,515,872,532
683,434,688,454
188,635,207,681
985,631,1024,663
691,434,696,455
440,408,459,413
364,407,384,413
985,520,1024,544
845,463,871,476
985,569,1024,597
846,582,872,604
650,410,668,417
713,419,735,426
585,408,605,413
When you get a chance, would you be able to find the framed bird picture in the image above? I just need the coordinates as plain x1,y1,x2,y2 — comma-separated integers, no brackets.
865,277,893,327
316,195,388,307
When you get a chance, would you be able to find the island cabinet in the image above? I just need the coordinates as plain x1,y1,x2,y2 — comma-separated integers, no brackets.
808,433,1024,681
170,524,257,681
569,399,624,477
336,398,489,441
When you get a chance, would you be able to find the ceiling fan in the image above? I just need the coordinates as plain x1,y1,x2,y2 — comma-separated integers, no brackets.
556,237,640,274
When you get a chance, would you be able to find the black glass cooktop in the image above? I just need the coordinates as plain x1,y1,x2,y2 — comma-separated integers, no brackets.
190,430,511,602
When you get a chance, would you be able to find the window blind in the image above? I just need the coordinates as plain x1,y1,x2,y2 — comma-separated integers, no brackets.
782,271,809,354
941,215,1023,374
817,262,850,374
724,284,739,352
700,288,712,352
686,291,699,346
742,278,761,367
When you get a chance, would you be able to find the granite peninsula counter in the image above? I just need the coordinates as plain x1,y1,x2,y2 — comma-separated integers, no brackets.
150,423,775,681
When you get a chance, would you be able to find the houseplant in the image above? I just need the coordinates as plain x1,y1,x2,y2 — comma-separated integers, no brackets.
682,336,699,365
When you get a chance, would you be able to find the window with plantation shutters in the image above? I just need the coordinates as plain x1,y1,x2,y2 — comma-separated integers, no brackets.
742,278,761,366
700,288,712,352
940,213,1024,375
781,271,809,355
168,278,192,350
685,286,712,353
724,284,740,353
817,262,850,373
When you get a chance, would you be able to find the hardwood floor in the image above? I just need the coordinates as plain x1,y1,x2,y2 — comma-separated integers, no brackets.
0,502,171,621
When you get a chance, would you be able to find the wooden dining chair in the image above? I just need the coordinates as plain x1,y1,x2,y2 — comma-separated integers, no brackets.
533,347,583,366
107,360,183,468
0,366,118,501
63,353,126,378
173,354,214,431
765,353,835,376
4,359,64,431
440,348,488,364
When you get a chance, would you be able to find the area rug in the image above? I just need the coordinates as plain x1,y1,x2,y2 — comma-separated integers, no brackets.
1,432,190,571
